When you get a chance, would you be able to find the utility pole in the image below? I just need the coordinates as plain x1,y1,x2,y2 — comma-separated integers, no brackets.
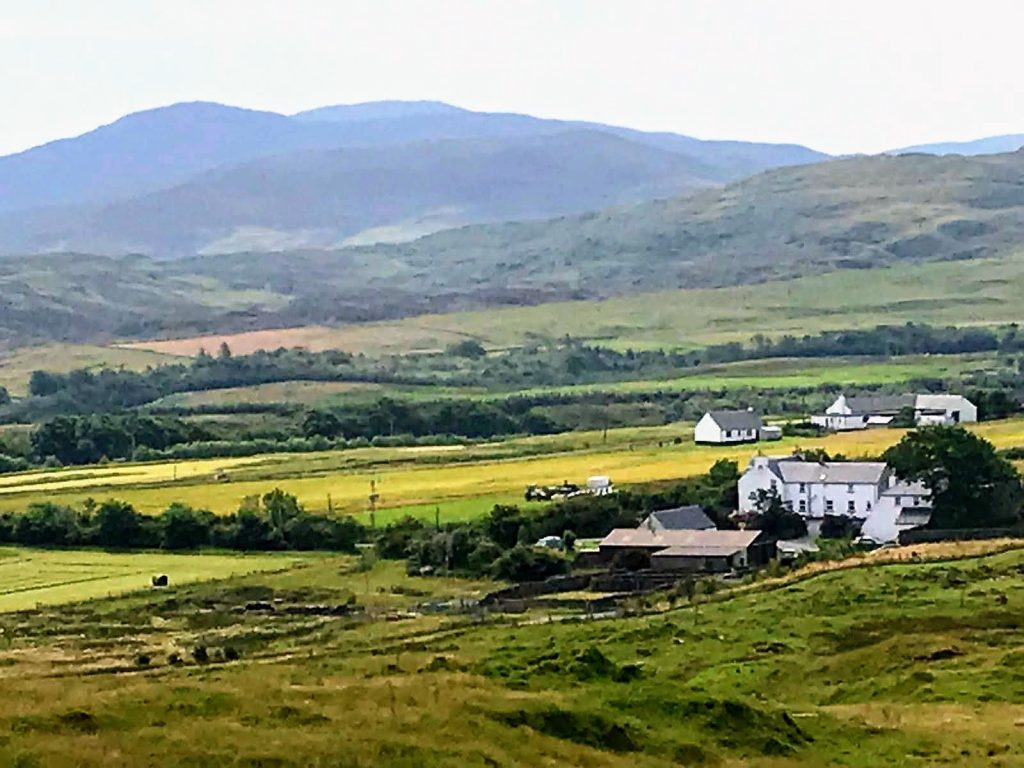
368,479,380,528
435,505,441,530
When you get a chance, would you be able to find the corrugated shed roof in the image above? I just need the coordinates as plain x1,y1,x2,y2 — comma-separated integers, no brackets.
599,528,761,550
642,505,716,531
653,544,747,558
706,410,762,431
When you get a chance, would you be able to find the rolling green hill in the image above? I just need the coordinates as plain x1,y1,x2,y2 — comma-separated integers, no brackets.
4,149,1024,347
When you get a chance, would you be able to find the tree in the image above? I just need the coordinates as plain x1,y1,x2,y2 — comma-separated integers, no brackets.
218,342,233,359
882,426,1024,529
0,386,10,407
891,405,918,429
161,503,214,549
747,488,807,539
446,339,487,359
95,500,144,547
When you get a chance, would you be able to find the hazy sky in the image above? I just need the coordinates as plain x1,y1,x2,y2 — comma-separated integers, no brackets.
2,0,1023,156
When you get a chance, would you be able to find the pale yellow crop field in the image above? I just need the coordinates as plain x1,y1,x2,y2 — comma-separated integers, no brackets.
1,420,1021,519
0,548,308,612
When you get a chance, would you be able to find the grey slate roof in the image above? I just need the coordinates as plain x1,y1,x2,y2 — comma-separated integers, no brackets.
881,480,930,498
641,505,716,531
844,395,916,415
707,410,762,431
774,461,888,485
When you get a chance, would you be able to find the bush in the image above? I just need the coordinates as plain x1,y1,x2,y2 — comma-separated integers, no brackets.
490,545,569,582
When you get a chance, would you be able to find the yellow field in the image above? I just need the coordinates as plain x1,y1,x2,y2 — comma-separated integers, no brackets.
1,419,1022,519
0,548,307,612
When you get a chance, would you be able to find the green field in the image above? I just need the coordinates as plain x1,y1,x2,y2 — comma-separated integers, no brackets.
0,548,306,612
2,419,1023,520
135,354,1001,411
126,252,1024,357
506,354,998,399
2,541,1024,764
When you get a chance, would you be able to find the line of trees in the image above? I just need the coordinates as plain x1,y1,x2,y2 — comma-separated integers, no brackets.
6,323,1022,423
0,490,364,552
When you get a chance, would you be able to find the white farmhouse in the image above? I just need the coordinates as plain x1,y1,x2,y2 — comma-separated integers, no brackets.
694,410,762,444
738,455,890,522
811,393,977,431
738,454,933,543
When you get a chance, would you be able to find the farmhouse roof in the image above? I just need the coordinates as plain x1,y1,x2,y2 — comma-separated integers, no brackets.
844,394,916,415
775,461,888,485
652,543,749,558
881,480,930,497
706,410,762,431
599,528,760,551
641,505,716,531
896,509,933,527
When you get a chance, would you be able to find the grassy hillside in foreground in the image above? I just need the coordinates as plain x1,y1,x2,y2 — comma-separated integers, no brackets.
1,419,1023,519
3,544,1024,764
123,251,1024,357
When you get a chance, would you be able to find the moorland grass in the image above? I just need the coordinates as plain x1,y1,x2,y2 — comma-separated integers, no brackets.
124,252,1024,357
2,546,1024,764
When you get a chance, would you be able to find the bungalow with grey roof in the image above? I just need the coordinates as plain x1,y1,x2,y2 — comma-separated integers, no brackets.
695,409,776,444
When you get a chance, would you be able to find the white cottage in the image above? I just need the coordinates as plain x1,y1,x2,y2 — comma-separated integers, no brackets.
694,410,762,444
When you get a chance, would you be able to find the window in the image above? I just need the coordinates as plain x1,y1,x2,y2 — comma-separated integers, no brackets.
799,483,807,494
847,483,855,493
798,500,807,514
847,500,856,514
825,500,834,513
897,497,904,507
770,479,778,491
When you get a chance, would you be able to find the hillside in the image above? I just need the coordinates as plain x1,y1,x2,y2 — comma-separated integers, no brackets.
3,543,1024,765
0,99,826,225
894,133,1024,156
4,149,1024,346
0,132,715,256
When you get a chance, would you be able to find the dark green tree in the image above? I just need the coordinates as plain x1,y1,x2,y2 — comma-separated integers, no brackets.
882,426,1024,529
95,500,144,547
161,503,214,549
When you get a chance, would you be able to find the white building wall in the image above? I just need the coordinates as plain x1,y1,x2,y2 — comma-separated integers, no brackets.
737,457,780,513
916,394,978,424
785,481,881,520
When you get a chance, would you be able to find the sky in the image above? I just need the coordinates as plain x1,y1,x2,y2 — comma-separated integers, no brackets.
2,0,1024,156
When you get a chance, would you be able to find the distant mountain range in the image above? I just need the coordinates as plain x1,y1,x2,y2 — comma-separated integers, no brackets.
0,100,827,255
892,134,1024,156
